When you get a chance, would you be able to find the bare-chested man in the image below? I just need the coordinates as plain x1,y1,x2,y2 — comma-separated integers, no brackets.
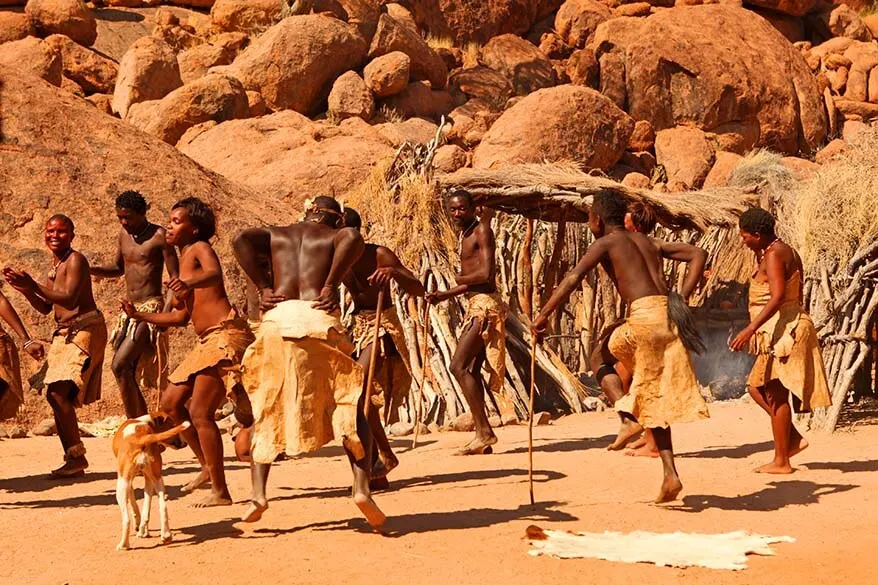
342,208,425,486
233,196,384,529
601,201,708,457
533,192,709,503
1,287,44,420
90,191,179,418
427,191,509,456
4,215,108,477
122,198,253,507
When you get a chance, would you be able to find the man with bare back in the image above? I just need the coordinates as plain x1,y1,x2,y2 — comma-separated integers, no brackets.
730,207,830,474
599,201,708,458
533,191,709,503
122,198,253,507
342,208,425,486
232,196,384,529
91,191,179,418
427,191,509,456
4,215,108,477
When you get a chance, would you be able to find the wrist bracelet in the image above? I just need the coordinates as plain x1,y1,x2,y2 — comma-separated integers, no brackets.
23,339,36,350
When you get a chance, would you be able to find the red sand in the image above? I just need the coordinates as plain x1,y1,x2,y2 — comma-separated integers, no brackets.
1,401,875,584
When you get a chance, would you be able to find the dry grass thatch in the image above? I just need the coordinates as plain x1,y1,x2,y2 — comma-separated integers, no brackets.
777,129,878,270
438,162,757,231
343,158,458,268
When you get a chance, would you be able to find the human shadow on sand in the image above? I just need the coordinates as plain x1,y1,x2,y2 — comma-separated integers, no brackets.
248,500,578,539
297,439,439,460
803,459,878,473
677,441,774,459
502,435,618,455
669,480,858,513
270,467,567,504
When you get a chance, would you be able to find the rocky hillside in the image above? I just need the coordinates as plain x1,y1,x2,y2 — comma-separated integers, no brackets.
2,0,878,424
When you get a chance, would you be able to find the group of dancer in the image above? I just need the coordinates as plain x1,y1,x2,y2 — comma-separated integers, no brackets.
0,187,832,526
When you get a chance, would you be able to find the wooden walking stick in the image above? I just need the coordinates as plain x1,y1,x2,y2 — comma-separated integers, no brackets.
528,332,538,507
412,285,432,449
363,289,386,421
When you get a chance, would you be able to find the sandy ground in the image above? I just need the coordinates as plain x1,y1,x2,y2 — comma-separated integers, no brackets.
1,401,876,585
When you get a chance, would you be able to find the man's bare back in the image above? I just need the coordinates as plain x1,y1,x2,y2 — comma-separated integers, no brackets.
265,223,341,301
594,231,667,304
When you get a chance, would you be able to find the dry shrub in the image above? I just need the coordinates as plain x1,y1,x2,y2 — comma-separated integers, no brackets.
377,104,406,124
727,149,797,201
425,34,454,50
462,42,481,68
777,129,878,269
343,159,457,268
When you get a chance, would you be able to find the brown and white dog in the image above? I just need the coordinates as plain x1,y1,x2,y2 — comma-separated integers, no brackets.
111,412,190,551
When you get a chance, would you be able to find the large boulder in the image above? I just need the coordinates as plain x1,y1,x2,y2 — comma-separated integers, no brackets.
177,42,234,83
126,74,250,145
25,0,97,46
742,0,816,16
317,0,381,43
479,33,556,96
328,70,375,121
0,36,62,86
0,10,34,44
369,13,447,90
210,0,280,34
0,68,281,424
45,34,118,94
363,51,411,97
399,0,564,45
112,36,182,118
379,81,454,121
589,6,827,154
555,0,613,49
179,111,395,207
448,66,515,109
472,84,634,169
654,126,716,190
229,14,368,114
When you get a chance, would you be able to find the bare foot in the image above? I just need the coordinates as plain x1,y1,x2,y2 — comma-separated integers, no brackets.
190,492,233,508
455,435,498,456
755,461,795,474
789,435,809,458
607,420,643,451
241,499,268,523
160,533,173,545
655,476,683,504
49,457,88,478
625,436,648,450
624,443,659,458
353,492,386,530
181,469,210,493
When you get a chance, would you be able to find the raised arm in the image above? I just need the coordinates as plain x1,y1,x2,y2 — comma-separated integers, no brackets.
89,233,124,278
533,239,609,333
656,239,708,300
0,289,32,342
2,268,52,315
730,249,786,351
312,227,364,312
370,247,426,297
232,227,273,291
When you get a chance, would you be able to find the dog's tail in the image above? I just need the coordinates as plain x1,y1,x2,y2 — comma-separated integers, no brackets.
134,421,191,448
667,291,707,355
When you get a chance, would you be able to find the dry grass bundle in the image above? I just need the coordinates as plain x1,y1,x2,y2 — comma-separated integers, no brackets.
777,130,878,269
344,158,458,268
727,149,797,201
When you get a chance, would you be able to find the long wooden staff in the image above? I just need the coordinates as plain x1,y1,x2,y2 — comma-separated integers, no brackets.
363,290,386,421
528,333,538,506
412,285,432,449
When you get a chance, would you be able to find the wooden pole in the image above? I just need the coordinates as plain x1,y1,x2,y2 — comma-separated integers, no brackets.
519,219,534,319
363,290,386,421
528,334,538,506
412,293,432,448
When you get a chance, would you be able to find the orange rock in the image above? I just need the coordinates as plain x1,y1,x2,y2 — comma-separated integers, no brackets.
328,71,375,121
566,48,598,88
378,81,454,121
0,36,62,86
703,151,742,188
363,51,411,98
26,0,97,46
45,33,118,94
654,126,716,190
814,138,847,164
555,0,612,49
0,10,33,44
480,33,556,96
177,43,233,84
448,66,514,110
627,120,655,152
432,144,469,173
369,13,447,90
210,0,280,34
112,36,182,118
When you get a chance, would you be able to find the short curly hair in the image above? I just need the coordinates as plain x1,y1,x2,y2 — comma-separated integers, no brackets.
592,190,627,226
344,207,362,230
738,207,776,239
172,197,216,242
115,190,148,215
628,201,657,234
